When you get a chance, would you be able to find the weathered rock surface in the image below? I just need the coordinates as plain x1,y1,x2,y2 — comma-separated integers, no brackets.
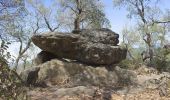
28,86,170,100
20,67,40,86
72,28,119,45
21,59,137,87
25,63,170,100
32,28,127,65
23,58,170,100
37,59,119,87
27,86,103,100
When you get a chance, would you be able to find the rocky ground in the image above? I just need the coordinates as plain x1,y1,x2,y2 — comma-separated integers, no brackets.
25,64,170,100
29,87,170,100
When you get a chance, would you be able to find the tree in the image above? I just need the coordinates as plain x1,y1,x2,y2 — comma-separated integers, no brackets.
0,0,41,70
121,26,143,60
0,0,25,19
0,0,27,66
58,0,110,30
13,19,40,70
1,15,40,70
0,1,28,99
27,0,61,32
113,0,170,62
0,0,25,39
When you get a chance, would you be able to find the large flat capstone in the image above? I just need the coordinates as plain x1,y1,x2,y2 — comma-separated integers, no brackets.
32,28,127,65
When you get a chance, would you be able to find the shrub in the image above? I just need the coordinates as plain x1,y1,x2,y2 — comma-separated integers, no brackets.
0,40,28,99
0,62,28,100
117,58,143,70
147,48,170,72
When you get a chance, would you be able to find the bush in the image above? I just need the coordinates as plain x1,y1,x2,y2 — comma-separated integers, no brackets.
0,59,28,100
0,40,28,99
147,48,170,72
118,48,170,72
117,58,143,70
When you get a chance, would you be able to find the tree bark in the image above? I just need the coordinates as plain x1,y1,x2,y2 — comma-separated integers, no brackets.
74,0,81,30
74,17,80,30
143,32,153,61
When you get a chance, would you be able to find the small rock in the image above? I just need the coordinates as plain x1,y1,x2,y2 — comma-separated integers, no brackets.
20,67,40,86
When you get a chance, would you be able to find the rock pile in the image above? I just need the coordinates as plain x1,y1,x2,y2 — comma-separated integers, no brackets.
21,29,131,95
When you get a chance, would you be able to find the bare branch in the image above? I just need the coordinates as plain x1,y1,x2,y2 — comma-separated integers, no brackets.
52,24,61,32
14,18,40,70
43,16,60,32
154,20,170,24
43,16,53,32
18,37,23,54
135,1,146,24
33,18,40,34
65,5,77,14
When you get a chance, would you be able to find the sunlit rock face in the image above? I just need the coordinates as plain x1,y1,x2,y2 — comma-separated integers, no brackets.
21,59,138,87
37,59,119,87
32,28,127,65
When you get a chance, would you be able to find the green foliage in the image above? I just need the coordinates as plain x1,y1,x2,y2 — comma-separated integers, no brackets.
147,48,170,72
117,58,143,70
0,39,28,100
85,4,111,29
58,0,110,29
0,0,26,22
113,0,170,67
0,63,28,100
148,57,166,72
118,47,170,72
0,40,12,63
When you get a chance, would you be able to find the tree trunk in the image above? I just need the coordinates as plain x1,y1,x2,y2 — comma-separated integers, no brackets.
146,33,153,61
143,33,153,62
74,0,81,30
124,43,135,60
127,49,135,60
14,55,21,70
74,17,80,30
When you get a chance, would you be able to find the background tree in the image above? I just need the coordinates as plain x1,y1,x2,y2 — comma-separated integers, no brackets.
0,0,28,99
121,26,143,60
0,0,42,70
0,0,25,38
58,0,110,30
113,0,170,62
0,0,26,65
27,0,61,32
